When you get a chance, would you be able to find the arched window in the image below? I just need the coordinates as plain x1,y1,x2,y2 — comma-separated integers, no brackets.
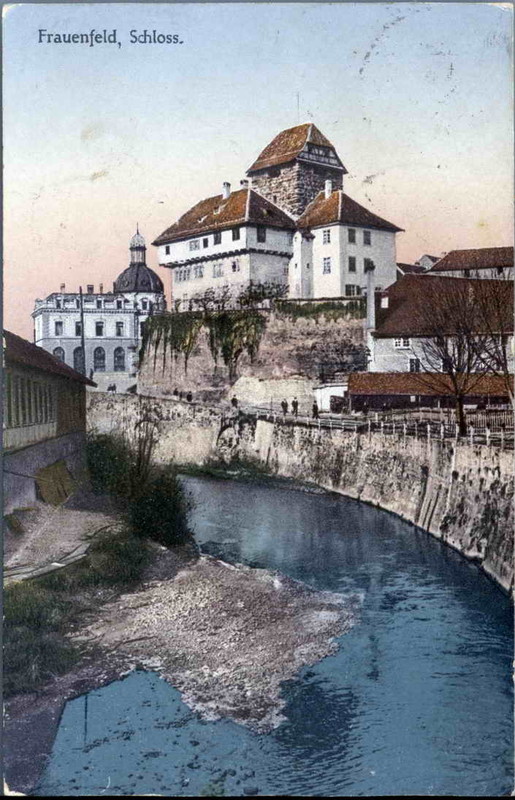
93,347,105,372
53,347,65,362
73,347,84,373
114,347,125,372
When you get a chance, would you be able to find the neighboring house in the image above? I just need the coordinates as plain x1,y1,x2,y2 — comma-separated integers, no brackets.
33,231,165,392
416,254,439,271
348,372,512,411
3,330,96,513
396,262,427,280
365,273,514,374
154,122,403,305
427,247,514,279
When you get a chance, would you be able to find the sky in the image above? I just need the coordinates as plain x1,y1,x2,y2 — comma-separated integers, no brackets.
3,1,513,339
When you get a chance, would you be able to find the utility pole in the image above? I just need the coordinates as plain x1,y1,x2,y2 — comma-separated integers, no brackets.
79,286,86,375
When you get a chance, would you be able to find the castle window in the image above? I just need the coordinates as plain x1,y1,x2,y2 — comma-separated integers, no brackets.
348,229,356,244
348,256,356,273
273,195,277,204
257,226,266,243
364,258,375,272
410,358,421,373
213,263,224,278
142,299,148,310
53,346,65,362
96,299,102,309
56,299,61,309
76,299,80,308
165,245,170,255
95,322,104,337
323,229,331,244
116,299,122,309
116,322,124,336
203,238,209,248
232,260,240,272
75,322,82,336
93,347,105,371
214,231,222,245
364,230,372,246
55,321,63,336
345,285,360,297
394,337,411,349
323,257,331,274
189,240,200,251
114,347,125,372
232,227,240,241
283,266,289,276
73,347,84,373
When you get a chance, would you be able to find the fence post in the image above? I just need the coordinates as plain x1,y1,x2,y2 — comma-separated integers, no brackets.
368,419,371,436
375,412,379,424
455,423,459,442
440,422,445,441
486,427,491,447
392,420,396,436
469,425,474,447
380,420,384,436
501,425,505,451
403,423,407,441
426,422,431,442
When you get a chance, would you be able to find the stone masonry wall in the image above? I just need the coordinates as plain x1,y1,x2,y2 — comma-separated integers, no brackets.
250,163,344,218
87,393,513,592
137,310,365,413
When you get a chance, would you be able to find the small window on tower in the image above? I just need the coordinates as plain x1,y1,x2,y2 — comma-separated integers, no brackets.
75,322,82,336
232,228,240,241
323,229,331,244
348,256,356,273
323,257,331,274
203,238,209,248
257,226,266,243
142,299,148,310
189,240,200,251
214,231,222,245
95,322,104,337
165,245,170,255
116,299,122,309
55,321,63,336
116,322,124,337
348,229,356,244
96,299,102,309
363,230,372,246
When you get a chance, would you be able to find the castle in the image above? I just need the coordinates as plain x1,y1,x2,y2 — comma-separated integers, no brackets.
153,123,403,307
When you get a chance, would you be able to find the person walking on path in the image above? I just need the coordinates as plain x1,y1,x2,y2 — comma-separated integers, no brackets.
281,399,288,416
312,401,319,420
231,396,238,409
292,398,299,417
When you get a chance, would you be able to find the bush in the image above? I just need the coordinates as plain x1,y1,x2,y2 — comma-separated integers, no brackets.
88,528,150,585
86,433,133,498
4,582,70,630
128,468,192,547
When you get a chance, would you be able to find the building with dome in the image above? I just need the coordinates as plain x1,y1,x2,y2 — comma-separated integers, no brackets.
32,231,166,392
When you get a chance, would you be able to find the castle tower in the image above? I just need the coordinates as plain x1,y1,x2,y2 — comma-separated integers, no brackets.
246,123,347,218
129,226,146,265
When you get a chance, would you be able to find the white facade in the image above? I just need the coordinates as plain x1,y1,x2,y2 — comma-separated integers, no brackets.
430,266,514,280
289,223,397,299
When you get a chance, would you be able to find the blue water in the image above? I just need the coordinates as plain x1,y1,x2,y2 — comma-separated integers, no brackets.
36,476,513,796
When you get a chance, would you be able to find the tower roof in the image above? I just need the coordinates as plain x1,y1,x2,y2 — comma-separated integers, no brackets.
247,123,347,174
113,263,164,294
130,229,146,248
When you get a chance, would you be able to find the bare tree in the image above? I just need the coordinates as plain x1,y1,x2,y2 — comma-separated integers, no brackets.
409,278,503,435
237,281,288,309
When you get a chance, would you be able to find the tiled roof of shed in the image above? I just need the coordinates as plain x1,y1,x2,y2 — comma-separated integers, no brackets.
247,123,347,173
4,330,96,386
348,371,512,397
428,247,514,272
153,189,295,246
374,275,514,337
297,190,403,232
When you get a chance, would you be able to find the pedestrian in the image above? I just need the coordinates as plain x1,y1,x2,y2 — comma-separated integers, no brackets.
173,387,179,396
281,399,288,416
231,396,238,408
292,397,299,417
186,391,192,402
312,401,319,420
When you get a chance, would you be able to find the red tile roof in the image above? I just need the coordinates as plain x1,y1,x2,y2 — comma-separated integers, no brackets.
4,330,96,386
349,371,513,397
247,123,347,174
153,189,295,246
375,275,514,337
297,190,403,233
428,247,514,273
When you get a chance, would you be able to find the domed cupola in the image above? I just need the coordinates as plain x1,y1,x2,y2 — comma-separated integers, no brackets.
113,229,164,294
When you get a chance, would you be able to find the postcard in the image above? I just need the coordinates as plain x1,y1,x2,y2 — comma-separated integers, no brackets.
3,2,513,796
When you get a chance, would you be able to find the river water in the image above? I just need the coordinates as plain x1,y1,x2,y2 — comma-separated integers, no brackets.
35,476,513,797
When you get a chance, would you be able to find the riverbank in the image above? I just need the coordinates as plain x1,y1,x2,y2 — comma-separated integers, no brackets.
4,540,359,793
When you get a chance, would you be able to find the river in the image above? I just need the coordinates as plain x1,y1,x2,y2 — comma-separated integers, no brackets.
35,475,513,796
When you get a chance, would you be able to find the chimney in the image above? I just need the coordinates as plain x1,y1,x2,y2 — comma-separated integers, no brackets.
60,283,65,293
87,284,94,295
365,261,376,331
240,179,249,189
222,181,231,200
99,283,104,294
324,179,332,199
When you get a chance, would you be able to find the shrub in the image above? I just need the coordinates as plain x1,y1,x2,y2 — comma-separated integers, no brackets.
128,468,192,547
4,582,69,630
86,433,133,498
87,528,150,585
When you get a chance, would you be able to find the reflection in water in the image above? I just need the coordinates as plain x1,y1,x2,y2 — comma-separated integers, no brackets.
36,476,513,797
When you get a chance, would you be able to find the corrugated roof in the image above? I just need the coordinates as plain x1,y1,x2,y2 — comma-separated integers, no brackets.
297,190,403,232
247,123,347,174
348,371,513,397
153,188,295,246
4,330,96,386
428,247,514,272
375,275,514,337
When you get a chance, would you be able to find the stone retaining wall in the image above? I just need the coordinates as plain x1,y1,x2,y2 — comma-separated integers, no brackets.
87,393,514,592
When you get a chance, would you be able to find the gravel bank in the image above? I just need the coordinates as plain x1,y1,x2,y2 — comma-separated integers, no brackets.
74,554,360,732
